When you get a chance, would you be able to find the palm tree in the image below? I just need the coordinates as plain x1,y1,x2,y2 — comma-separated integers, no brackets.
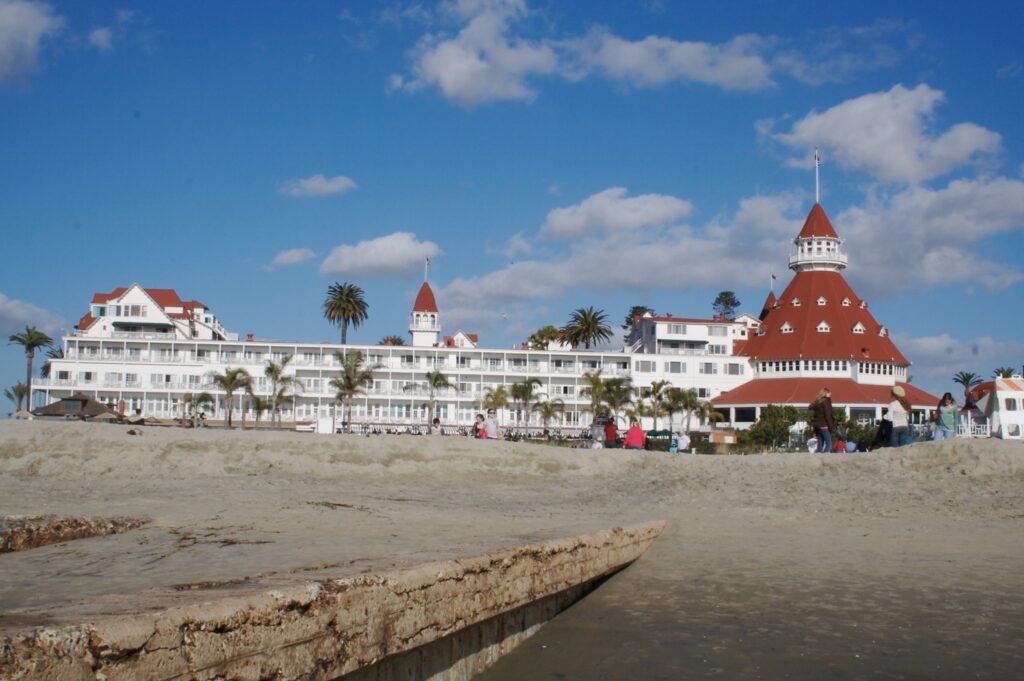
8,325,52,413
696,400,725,428
677,388,701,433
663,387,687,433
483,385,509,412
647,380,670,431
182,391,215,427
5,382,28,414
208,367,251,428
993,367,1016,378
323,282,369,344
405,369,455,425
581,369,605,416
40,347,64,379
249,395,273,428
952,371,983,405
602,377,633,428
510,377,544,428
527,325,561,350
532,399,566,430
560,307,612,350
264,356,300,429
329,350,376,431
379,335,406,346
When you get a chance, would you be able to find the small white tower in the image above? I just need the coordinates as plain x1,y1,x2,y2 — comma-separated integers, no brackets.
789,203,848,273
410,281,440,347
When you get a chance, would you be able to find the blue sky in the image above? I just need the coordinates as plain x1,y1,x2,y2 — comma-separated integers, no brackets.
2,0,1023,402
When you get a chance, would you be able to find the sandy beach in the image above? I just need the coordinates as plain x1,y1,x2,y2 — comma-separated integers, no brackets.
1,420,1022,678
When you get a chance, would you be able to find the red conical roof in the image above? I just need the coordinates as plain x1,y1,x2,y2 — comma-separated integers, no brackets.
741,270,909,364
797,203,839,239
412,282,438,312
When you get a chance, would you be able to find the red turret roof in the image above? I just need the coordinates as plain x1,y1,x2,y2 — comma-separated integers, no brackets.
759,290,777,321
797,203,839,239
412,282,438,312
740,271,909,364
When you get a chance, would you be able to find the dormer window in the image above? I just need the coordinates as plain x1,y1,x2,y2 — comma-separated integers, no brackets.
780,322,794,334
852,322,866,335
816,321,831,333
791,298,801,307
878,326,888,338
842,297,852,307
859,300,867,309
817,296,827,306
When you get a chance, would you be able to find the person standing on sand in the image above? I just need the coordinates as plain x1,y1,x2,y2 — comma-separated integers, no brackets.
934,392,958,441
484,409,501,440
623,420,646,450
810,387,836,453
884,386,912,447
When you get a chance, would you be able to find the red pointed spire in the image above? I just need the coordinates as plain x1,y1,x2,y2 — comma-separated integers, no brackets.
412,281,438,313
797,203,839,239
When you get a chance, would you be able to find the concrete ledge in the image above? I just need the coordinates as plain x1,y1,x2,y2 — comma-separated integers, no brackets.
1,521,664,680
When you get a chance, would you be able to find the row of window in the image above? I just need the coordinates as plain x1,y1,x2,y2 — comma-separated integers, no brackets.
662,324,729,336
776,321,885,335
635,361,744,376
760,360,851,372
788,297,864,308
92,304,148,318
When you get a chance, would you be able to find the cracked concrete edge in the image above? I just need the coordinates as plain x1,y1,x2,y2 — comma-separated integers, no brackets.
1,520,665,681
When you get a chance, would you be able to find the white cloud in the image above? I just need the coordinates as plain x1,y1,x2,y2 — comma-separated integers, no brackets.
838,177,1024,294
0,292,64,337
771,84,1002,183
270,248,316,268
773,19,919,86
500,232,533,257
320,232,441,278
0,0,64,84
895,332,1024,388
87,26,112,52
395,0,777,106
440,192,800,327
563,28,773,90
279,174,357,198
541,187,693,239
400,0,556,106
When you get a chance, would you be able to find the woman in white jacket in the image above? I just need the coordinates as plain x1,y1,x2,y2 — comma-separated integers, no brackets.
883,385,912,447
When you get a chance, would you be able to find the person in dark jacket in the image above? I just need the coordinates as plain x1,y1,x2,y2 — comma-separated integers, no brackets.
810,387,836,453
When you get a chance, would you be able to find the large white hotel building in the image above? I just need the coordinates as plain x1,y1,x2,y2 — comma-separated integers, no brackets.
33,202,936,430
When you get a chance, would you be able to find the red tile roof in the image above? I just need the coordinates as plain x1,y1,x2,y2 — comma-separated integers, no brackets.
739,270,909,364
412,282,438,312
713,378,938,408
797,203,839,239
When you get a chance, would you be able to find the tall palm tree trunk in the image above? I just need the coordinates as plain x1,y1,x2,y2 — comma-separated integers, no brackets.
25,354,33,412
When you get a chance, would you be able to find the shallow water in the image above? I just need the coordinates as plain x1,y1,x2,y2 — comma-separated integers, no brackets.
478,518,1024,681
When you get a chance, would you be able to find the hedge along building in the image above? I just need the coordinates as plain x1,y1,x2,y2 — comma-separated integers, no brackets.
713,201,939,426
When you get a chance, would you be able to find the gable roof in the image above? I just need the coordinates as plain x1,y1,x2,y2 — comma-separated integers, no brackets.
412,282,439,313
797,203,839,239
740,270,909,364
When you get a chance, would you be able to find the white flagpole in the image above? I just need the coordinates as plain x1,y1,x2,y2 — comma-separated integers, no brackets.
815,147,820,204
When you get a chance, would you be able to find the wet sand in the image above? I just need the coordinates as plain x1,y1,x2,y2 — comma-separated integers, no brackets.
479,510,1024,680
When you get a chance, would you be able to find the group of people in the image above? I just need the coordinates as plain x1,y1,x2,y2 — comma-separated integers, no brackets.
470,409,502,440
810,386,961,452
595,419,648,450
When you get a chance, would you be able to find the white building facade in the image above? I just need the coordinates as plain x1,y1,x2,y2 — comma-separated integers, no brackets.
35,283,751,431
